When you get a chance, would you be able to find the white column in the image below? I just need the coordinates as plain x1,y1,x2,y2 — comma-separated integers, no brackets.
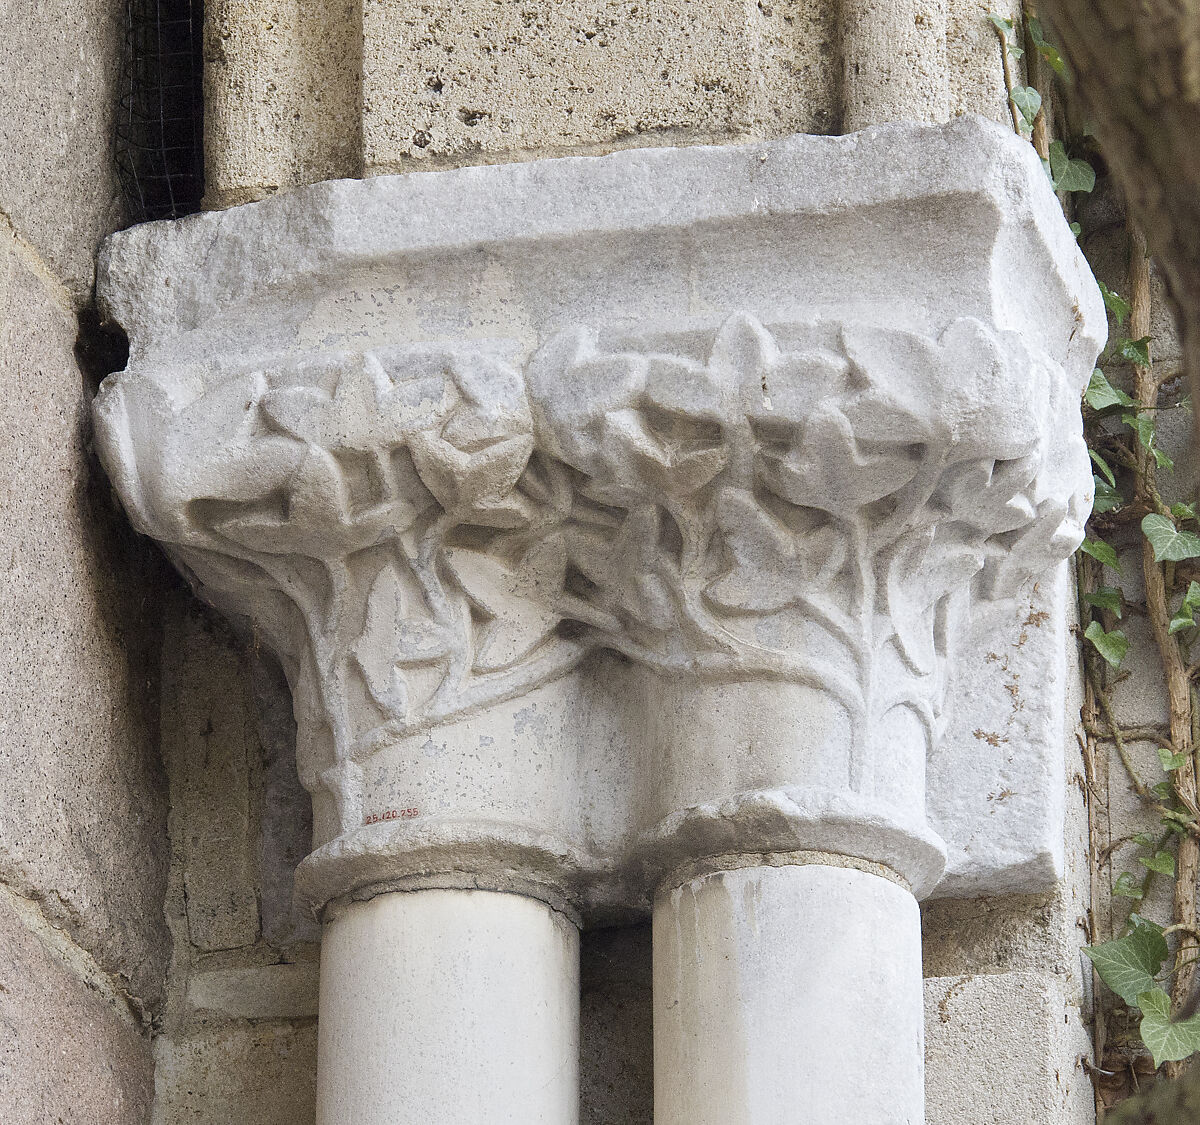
653,862,925,1125
316,888,580,1125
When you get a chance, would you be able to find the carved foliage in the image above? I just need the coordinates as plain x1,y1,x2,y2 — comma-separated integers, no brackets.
106,315,1091,761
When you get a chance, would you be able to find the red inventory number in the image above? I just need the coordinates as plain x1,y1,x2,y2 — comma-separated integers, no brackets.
363,807,420,825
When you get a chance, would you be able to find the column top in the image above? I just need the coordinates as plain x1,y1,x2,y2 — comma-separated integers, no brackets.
100,114,1103,381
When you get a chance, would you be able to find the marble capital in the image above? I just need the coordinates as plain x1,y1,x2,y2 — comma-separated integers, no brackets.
94,116,1104,919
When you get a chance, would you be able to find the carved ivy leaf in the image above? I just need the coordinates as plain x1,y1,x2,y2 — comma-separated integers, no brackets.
565,509,680,633
215,445,396,558
760,402,917,514
437,354,533,450
706,311,780,407
355,565,455,717
409,432,535,528
262,352,448,453
884,528,982,676
444,538,565,672
601,409,728,500
704,488,845,614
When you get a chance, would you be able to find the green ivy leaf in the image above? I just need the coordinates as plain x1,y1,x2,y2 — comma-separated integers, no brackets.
1099,281,1132,327
1049,140,1095,193
1138,988,1200,1068
1069,221,1081,238
1128,913,1164,933
1122,411,1157,450
1139,849,1177,875
1113,872,1144,900
1084,586,1123,618
987,12,1013,32
1117,336,1153,366
1169,581,1200,635
1080,536,1121,572
1090,449,1116,487
1157,745,1190,771
1084,922,1169,1005
1154,445,1176,473
1133,834,1158,848
1162,808,1196,831
1010,85,1042,130
1085,621,1129,668
1143,514,1200,562
1172,502,1198,522
1027,16,1068,77
1093,477,1123,513
1085,369,1135,410
1153,781,1175,800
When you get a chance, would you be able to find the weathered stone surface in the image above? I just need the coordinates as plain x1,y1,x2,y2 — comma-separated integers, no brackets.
0,235,170,1005
360,0,838,172
946,0,1021,123
930,563,1076,898
840,0,949,130
0,0,124,294
580,925,653,1125
925,971,1094,1125
95,118,1101,922
317,889,579,1122
655,863,925,1124
0,889,155,1125
188,962,320,1021
152,1022,318,1125
161,599,261,952
201,0,840,205
203,0,362,209
253,652,321,947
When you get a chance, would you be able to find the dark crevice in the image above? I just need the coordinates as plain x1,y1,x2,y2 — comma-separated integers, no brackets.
117,0,205,223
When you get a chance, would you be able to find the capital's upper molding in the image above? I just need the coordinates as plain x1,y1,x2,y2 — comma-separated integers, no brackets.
94,117,1105,915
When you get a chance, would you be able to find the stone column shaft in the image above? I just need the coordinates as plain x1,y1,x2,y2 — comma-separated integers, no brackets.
841,0,950,130
654,862,924,1125
316,888,580,1125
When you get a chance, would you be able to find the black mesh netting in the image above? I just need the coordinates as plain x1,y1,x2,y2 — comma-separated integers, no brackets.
116,0,204,223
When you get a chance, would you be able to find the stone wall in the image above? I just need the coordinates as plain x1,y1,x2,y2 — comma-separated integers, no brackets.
0,0,172,1120
201,0,1021,206
1075,178,1196,1108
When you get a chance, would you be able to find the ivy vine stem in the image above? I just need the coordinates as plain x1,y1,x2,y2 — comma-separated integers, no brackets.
1126,222,1200,1072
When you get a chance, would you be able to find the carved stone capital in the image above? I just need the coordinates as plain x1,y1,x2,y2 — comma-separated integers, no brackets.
95,117,1104,917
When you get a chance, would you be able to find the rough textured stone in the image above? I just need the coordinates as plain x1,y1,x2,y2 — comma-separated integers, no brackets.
203,0,363,209
152,1023,317,1125
946,0,1021,123
198,0,1023,205
580,925,653,1125
188,963,320,1021
360,0,838,173
200,0,841,204
925,972,1094,1125
161,600,261,952
0,0,124,295
0,888,155,1125
0,232,170,1006
841,0,949,130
